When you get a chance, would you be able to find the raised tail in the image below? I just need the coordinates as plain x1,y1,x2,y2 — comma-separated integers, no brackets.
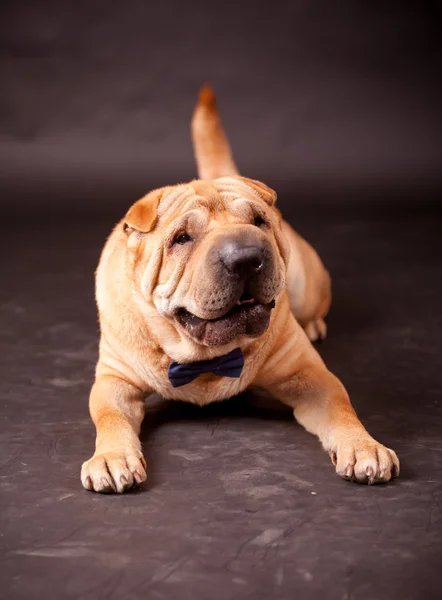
191,85,239,180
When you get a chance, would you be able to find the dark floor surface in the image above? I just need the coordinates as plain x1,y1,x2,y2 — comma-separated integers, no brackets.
1,200,441,600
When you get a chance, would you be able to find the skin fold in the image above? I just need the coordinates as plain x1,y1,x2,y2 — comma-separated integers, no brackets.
81,86,399,493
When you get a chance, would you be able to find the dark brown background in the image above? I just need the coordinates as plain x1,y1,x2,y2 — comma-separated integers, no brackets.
1,3,442,600
1,1,441,214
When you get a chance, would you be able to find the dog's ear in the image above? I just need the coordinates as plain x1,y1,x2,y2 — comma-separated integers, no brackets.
236,176,277,206
123,188,164,233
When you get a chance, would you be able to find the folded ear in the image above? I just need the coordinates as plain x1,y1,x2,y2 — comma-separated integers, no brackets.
236,176,277,206
123,188,165,233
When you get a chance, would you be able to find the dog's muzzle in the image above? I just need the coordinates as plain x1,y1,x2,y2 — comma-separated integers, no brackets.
175,231,279,346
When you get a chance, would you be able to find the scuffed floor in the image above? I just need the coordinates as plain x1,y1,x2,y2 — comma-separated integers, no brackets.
1,203,441,599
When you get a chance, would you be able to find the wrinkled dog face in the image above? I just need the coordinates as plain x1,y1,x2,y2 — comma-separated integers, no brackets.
123,177,290,346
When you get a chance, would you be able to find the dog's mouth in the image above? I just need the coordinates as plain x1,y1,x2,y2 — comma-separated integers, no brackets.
235,289,256,306
175,290,276,346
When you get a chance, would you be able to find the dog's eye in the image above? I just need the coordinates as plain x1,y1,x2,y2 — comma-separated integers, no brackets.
254,215,266,228
174,232,193,245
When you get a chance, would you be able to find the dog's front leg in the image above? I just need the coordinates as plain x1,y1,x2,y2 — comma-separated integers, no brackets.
81,370,148,493
255,323,400,484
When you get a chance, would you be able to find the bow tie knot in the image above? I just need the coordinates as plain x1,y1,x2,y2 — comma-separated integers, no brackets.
168,347,244,388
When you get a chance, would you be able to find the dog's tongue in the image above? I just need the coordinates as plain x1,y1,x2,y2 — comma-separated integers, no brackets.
236,290,255,306
236,297,255,306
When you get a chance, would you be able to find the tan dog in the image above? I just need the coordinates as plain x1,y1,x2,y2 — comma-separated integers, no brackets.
81,86,399,493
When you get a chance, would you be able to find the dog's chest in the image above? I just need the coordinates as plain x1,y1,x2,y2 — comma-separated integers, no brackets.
161,372,248,406
131,346,255,405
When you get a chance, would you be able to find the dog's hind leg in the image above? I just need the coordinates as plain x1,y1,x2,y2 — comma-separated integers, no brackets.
303,318,328,343
282,220,331,341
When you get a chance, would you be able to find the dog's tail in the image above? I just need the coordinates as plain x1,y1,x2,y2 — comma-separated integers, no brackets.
191,84,239,180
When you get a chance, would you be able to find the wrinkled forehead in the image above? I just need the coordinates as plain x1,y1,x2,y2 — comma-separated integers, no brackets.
157,179,259,225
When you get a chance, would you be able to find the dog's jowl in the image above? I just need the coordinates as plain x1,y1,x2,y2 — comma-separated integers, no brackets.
81,86,399,493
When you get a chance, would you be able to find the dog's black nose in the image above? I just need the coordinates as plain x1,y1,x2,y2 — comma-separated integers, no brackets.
219,242,264,277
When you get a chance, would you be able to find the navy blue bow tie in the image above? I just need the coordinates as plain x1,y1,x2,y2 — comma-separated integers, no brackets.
168,347,244,388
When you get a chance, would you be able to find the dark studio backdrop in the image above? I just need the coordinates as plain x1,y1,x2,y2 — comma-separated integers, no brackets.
1,0,441,216
1,3,442,600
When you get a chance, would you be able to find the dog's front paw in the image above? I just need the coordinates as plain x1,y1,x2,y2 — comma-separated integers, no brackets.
330,437,400,484
81,451,147,493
